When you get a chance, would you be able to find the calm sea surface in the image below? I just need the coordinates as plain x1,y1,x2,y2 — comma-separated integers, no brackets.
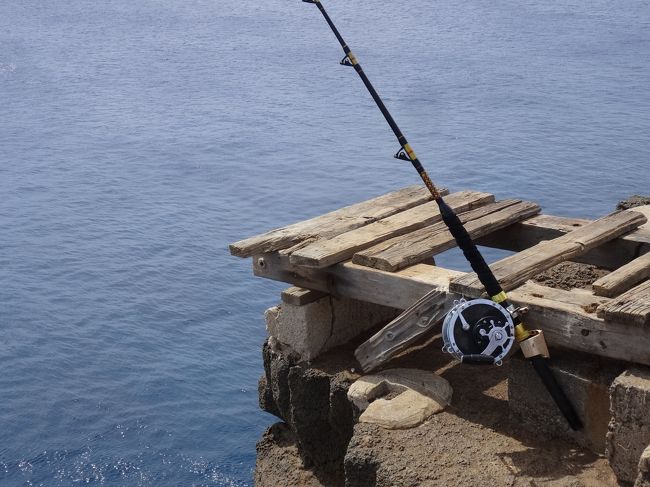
1,0,648,485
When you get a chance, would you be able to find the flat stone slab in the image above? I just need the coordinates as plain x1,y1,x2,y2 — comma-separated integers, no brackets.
347,368,452,429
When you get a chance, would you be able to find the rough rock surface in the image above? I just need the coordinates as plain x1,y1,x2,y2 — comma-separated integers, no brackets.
617,196,650,211
348,368,452,429
257,339,358,485
606,366,650,484
257,335,617,486
636,445,650,487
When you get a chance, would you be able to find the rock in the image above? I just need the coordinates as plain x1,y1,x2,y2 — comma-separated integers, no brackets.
257,340,357,484
359,389,444,429
607,366,650,484
636,445,650,487
347,368,452,429
617,196,650,210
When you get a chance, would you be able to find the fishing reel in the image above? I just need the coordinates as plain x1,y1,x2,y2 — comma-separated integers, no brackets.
442,298,515,365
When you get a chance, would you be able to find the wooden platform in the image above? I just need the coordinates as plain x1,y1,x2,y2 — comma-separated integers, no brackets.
230,186,650,367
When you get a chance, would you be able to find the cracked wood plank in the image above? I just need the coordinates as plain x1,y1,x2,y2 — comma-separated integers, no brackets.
288,190,494,268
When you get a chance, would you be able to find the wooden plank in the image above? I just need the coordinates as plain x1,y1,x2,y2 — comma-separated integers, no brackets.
251,251,650,365
477,214,650,270
281,286,328,306
288,190,494,268
229,185,441,257
253,253,460,311
355,288,449,372
507,282,649,364
592,252,650,297
354,200,541,271
597,280,650,326
451,210,647,297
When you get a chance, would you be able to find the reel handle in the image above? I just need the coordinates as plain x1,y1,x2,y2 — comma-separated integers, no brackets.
460,355,495,365
530,356,583,430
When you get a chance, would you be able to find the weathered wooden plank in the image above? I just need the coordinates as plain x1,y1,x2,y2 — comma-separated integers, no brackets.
477,214,650,270
451,210,647,297
507,282,649,364
253,253,459,310
354,200,541,271
288,190,494,268
597,280,650,326
229,185,441,257
354,288,450,372
281,286,328,306
592,252,650,297
251,251,650,365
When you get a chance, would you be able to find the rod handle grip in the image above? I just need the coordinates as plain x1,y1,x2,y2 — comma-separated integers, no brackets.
460,355,495,365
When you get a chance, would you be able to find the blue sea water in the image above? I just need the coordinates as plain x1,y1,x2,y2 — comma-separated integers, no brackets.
0,0,648,485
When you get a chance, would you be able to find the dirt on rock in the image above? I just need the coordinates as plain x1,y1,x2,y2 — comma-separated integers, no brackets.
616,195,650,210
256,335,617,486
532,261,608,291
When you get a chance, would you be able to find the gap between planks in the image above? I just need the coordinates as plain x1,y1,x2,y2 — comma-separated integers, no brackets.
451,210,647,297
354,199,541,272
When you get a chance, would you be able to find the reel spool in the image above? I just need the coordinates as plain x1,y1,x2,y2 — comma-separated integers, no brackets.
442,298,515,365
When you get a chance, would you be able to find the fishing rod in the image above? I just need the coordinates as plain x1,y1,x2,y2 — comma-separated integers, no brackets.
302,0,582,430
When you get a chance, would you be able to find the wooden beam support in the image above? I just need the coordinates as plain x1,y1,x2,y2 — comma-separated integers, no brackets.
281,286,328,306
251,252,650,366
253,252,460,310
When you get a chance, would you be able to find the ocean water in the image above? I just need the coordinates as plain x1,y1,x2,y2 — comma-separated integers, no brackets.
0,0,648,485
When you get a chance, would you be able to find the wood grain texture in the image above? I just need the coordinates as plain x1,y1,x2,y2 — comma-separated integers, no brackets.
253,252,459,310
592,252,650,297
477,214,650,270
252,251,650,365
229,185,443,257
451,210,647,297
288,190,494,268
280,286,327,306
597,279,650,326
354,288,450,372
354,200,540,271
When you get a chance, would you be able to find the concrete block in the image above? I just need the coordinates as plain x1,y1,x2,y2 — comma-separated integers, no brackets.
265,296,398,361
607,366,650,484
635,445,650,487
508,350,624,454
